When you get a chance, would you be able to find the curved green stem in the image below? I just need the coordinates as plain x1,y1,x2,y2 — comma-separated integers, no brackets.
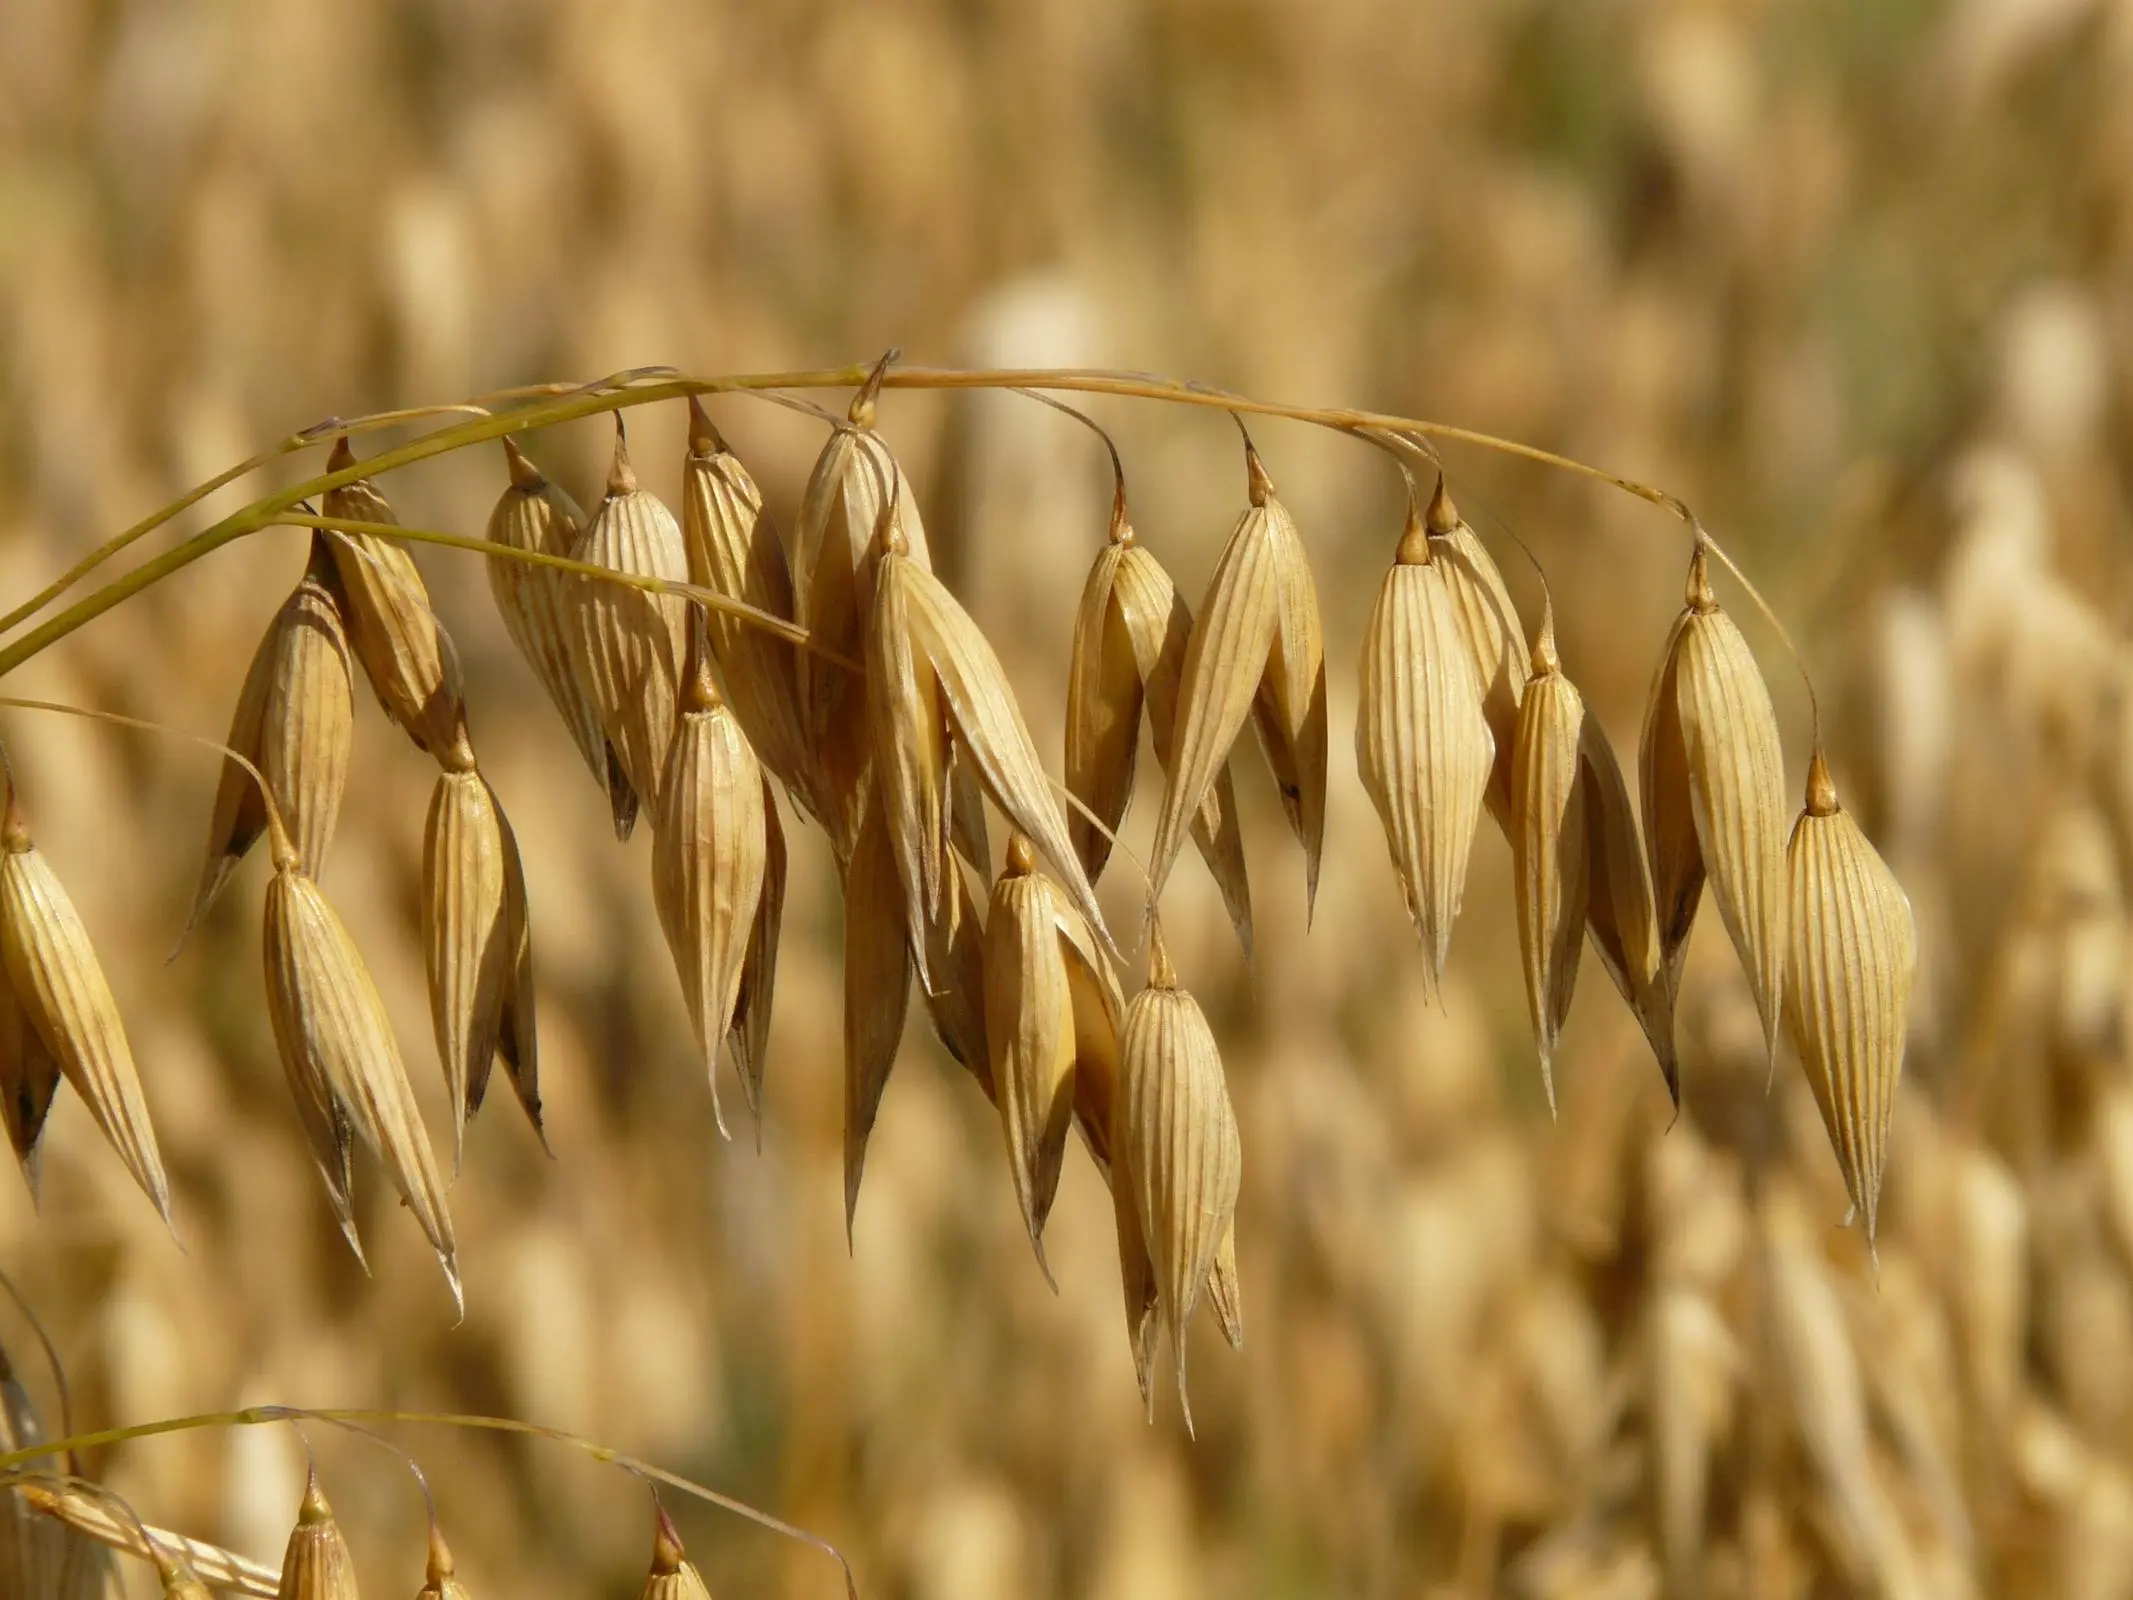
0,1404,859,1598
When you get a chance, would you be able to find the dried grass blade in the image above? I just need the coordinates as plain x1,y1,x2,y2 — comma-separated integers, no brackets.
487,439,610,792
0,796,170,1223
322,437,472,768
1784,751,1917,1254
264,865,459,1310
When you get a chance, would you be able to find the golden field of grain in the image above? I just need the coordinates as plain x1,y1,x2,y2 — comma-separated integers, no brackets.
2,2,2132,1596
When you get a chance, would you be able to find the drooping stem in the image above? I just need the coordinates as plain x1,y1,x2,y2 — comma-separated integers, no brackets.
0,1404,860,1599
0,364,1697,680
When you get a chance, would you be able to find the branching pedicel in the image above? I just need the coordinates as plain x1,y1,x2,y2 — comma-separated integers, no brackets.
0,355,1916,1592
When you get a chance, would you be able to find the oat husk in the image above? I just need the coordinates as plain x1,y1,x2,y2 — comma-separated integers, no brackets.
187,534,353,936
0,959,60,1201
422,766,519,1168
1423,477,1529,824
1118,923,1242,1433
1642,540,1789,1063
681,398,816,819
416,1523,472,1600
1148,442,1326,916
0,785,171,1223
323,436,473,769
842,786,911,1240
264,857,459,1311
486,438,616,811
653,635,769,1140
1510,615,1589,1114
639,1504,714,1600
919,848,994,1099
984,834,1123,1280
275,1470,358,1600
1577,715,1680,1104
1355,501,1495,999
1067,514,1253,954
793,400,933,857
727,776,785,1138
488,798,545,1148
1785,748,1918,1254
568,420,690,830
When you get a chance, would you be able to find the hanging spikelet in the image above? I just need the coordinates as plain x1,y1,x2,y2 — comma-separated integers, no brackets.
1355,498,1495,998
568,419,691,831
842,786,911,1240
874,537,1118,965
322,436,473,769
652,630,769,1140
421,765,519,1168
275,1470,358,1600
264,841,459,1311
793,378,933,857
1066,497,1253,954
727,776,785,1140
1577,714,1680,1104
0,779,171,1223
487,799,546,1149
638,1504,714,1600
187,533,354,936
1118,922,1242,1434
0,960,60,1202
918,848,993,1097
1785,748,1918,1255
1148,439,1326,915
1641,539,1789,1063
485,438,620,820
1422,476,1529,825
1510,612,1589,1114
984,834,1124,1280
680,397,817,818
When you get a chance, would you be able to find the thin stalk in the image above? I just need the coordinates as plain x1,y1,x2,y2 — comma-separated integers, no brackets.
0,1404,860,1599
0,364,1692,678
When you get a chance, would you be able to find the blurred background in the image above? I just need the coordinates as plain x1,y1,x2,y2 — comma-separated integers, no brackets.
3,0,2133,1595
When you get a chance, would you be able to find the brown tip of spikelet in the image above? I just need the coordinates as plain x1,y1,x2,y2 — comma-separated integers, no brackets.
1684,539,1717,613
686,394,726,456
1147,918,1177,990
1243,437,1274,507
2,784,29,855
1425,473,1460,536
1395,496,1433,566
327,434,358,474
1806,744,1839,817
607,418,638,497
651,1502,687,1574
502,435,544,489
1005,832,1037,876
1530,601,1561,677
298,1465,333,1525
1108,479,1134,545
427,1519,457,1583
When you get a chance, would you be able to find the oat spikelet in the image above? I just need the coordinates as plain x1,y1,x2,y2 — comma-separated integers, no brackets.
489,800,546,1149
0,962,60,1202
727,777,785,1140
1148,442,1326,915
653,637,768,1140
188,534,353,933
793,394,933,855
264,856,459,1311
568,419,690,830
1119,922,1242,1434
416,1523,471,1600
639,1504,714,1600
879,545,1119,964
1106,1109,1161,1414
0,783,171,1223
1510,614,1589,1114
1355,500,1495,998
681,398,816,819
1067,513,1253,954
1424,477,1529,825
1643,540,1789,1065
486,439,614,806
323,436,473,769
1207,1218,1244,1351
918,849,993,1098
276,1470,358,1600
984,834,1123,1281
1577,718,1680,1104
842,788,910,1241
1785,748,1917,1254
422,767,515,1168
